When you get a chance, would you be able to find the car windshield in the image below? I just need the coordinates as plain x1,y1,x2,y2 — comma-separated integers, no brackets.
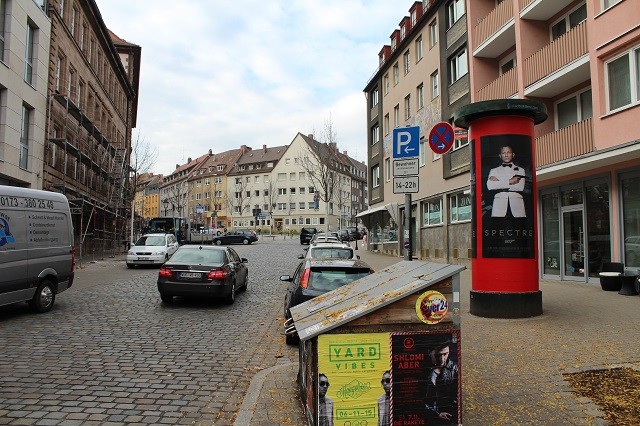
309,248,354,259
308,268,370,291
170,248,224,264
135,236,165,246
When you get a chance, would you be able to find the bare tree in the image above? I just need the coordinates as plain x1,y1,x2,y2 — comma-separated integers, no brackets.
225,176,252,225
297,118,344,232
262,178,279,234
128,133,158,242
334,175,352,230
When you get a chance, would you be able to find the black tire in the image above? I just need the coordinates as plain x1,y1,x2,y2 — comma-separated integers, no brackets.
126,263,134,269
215,239,222,246
242,238,249,245
29,279,56,313
160,294,173,303
285,333,299,346
225,281,236,304
635,277,640,295
239,273,248,292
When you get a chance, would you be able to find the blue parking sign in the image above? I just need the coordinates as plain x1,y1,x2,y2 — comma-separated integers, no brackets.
393,126,420,158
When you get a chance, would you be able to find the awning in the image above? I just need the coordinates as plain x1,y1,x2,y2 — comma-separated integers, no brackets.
356,202,398,224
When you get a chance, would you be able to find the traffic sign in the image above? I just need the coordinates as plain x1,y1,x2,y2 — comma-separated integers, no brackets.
393,158,419,176
393,126,420,159
393,176,419,194
428,122,455,154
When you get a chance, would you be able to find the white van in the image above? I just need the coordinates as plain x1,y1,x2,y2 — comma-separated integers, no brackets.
0,186,75,312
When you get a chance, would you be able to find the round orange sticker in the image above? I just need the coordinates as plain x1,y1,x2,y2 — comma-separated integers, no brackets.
415,290,449,324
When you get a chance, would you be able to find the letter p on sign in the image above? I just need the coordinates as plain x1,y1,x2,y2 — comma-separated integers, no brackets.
393,126,420,159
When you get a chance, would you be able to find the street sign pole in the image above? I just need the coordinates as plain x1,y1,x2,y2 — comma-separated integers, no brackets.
405,194,411,261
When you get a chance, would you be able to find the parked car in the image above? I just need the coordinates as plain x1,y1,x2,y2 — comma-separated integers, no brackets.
337,229,351,242
310,232,342,244
298,242,359,260
126,233,179,268
200,227,223,236
300,227,318,245
280,258,373,344
157,245,248,304
212,229,258,245
346,226,360,240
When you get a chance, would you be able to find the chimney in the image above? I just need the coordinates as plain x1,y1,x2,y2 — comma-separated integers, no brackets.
208,149,213,155
188,157,192,163
308,134,314,139
176,164,179,169
343,150,348,155
240,144,252,153
263,144,267,152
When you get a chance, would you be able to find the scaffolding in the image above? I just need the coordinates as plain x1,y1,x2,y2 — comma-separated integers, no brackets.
44,93,130,262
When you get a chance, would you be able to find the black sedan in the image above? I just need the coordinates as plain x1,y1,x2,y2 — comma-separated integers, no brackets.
280,258,373,344
157,245,248,304
212,229,258,245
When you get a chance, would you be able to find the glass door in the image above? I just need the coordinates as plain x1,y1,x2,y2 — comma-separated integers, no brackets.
562,209,586,280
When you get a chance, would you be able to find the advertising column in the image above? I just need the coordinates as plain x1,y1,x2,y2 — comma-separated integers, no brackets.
453,99,547,318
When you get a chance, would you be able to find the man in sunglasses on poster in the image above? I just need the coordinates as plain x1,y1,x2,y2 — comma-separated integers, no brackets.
487,145,527,218
318,373,334,426
378,370,391,426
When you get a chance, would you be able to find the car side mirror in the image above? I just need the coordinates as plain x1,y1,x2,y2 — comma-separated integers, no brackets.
241,258,248,263
357,255,360,259
280,275,293,282
297,254,304,259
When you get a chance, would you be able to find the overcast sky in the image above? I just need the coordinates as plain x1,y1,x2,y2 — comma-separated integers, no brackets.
95,1,405,176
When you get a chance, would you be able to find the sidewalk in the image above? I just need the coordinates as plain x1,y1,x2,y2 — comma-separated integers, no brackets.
238,248,640,426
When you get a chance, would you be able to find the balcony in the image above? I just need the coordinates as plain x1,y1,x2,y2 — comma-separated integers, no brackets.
520,0,576,21
523,21,589,98
535,118,593,167
473,0,515,58
475,66,518,101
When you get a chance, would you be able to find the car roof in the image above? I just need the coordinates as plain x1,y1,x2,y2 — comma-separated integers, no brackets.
176,245,226,251
305,258,370,268
141,233,169,237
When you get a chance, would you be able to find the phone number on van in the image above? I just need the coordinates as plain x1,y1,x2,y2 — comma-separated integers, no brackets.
0,196,55,209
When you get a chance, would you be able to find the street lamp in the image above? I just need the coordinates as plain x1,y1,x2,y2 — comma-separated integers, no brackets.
162,198,169,216
354,206,359,251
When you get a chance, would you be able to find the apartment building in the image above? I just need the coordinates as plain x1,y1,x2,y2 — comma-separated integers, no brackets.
362,0,472,261
0,0,51,187
160,153,210,219
186,147,245,230
467,0,640,282
42,0,140,258
133,172,162,230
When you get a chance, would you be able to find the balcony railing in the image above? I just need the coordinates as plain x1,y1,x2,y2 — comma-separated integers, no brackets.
475,66,518,101
535,118,593,167
523,21,588,88
473,0,513,48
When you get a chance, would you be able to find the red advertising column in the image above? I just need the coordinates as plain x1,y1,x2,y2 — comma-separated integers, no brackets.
454,99,547,318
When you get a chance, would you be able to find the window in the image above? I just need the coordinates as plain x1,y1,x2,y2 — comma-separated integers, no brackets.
499,52,516,75
604,0,622,9
415,36,423,62
393,63,399,85
71,5,79,37
217,165,224,171
278,188,287,195
20,104,31,169
424,198,443,226
431,70,439,98
383,73,390,95
404,95,411,120
24,23,36,84
551,3,586,41
255,190,260,197
299,202,305,210
606,46,640,111
299,171,305,180
384,114,390,135
393,105,400,128
278,173,286,181
255,176,260,183
0,0,6,61
385,158,391,182
290,203,295,210
453,126,469,151
429,19,438,48
411,9,417,26
371,124,380,145
55,55,64,92
371,88,379,108
400,24,406,40
299,187,306,194
403,50,411,75
556,88,592,129
277,203,286,210
214,176,222,184
416,84,424,110
290,187,296,195
450,192,471,222
449,48,468,83
372,165,380,188
59,0,65,17
447,0,465,28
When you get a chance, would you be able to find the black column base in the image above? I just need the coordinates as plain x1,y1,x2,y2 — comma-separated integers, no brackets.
470,290,542,318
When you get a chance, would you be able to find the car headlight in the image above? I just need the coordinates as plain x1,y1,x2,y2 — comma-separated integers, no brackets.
127,250,134,255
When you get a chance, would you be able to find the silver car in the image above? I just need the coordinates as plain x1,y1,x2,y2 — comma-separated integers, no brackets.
126,233,179,268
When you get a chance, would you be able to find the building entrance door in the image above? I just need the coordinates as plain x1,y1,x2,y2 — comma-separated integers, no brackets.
562,208,586,281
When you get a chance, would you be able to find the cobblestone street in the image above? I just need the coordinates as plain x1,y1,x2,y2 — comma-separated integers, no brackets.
0,238,306,426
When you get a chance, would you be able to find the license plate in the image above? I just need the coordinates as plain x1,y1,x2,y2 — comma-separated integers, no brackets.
137,257,149,260
179,272,201,279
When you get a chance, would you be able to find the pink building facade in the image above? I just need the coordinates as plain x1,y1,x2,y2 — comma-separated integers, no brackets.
467,0,640,282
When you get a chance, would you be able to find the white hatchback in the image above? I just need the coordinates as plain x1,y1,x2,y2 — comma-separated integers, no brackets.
126,233,179,268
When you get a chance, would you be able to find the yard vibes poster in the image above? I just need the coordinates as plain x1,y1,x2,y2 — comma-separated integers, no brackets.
318,331,461,426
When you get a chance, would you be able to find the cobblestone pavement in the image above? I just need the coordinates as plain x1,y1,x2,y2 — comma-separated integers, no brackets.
0,237,306,426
